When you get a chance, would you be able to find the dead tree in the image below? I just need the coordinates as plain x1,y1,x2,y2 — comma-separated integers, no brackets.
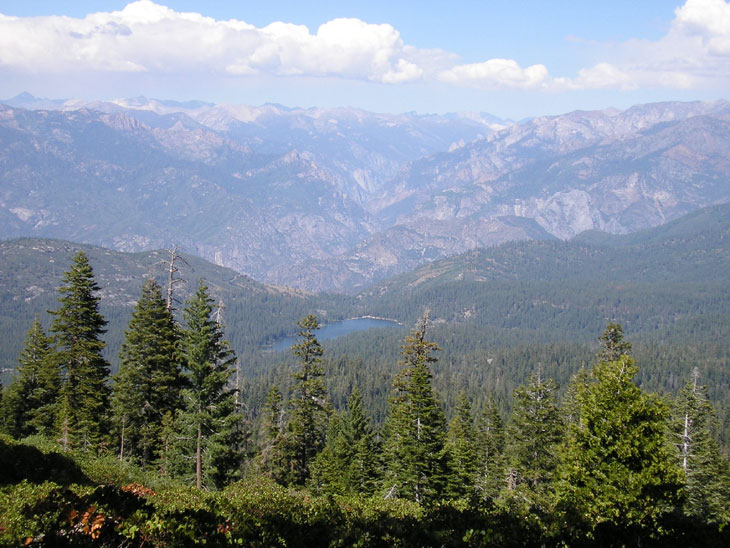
159,245,188,312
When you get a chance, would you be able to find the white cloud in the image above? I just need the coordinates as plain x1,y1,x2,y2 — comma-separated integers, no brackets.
546,0,730,92
1,0,729,95
553,63,635,91
675,0,730,53
439,59,550,89
0,0,540,90
0,1,427,84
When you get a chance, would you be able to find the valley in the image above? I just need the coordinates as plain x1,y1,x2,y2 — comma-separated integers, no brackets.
2,95,730,292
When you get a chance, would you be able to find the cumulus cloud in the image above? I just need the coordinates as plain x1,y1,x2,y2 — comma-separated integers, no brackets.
439,59,550,89
553,63,635,91
1,0,729,94
596,0,730,90
0,1,429,84
675,0,730,54
0,0,526,89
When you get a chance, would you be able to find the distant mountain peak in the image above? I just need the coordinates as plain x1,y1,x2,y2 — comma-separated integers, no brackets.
1,96,729,292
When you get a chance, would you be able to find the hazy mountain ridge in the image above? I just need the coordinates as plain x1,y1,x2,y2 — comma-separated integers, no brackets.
0,237,353,375
362,201,730,299
1,94,729,292
352,202,730,352
3,201,730,376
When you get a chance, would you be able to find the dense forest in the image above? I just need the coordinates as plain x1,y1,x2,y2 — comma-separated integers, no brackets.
1,251,730,546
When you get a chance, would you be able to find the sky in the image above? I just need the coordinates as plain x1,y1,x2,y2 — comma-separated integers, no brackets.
0,0,729,119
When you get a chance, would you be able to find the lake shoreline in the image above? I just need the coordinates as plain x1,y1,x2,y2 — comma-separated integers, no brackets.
264,316,404,352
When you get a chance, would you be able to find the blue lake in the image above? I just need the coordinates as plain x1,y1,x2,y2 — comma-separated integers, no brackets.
271,317,402,352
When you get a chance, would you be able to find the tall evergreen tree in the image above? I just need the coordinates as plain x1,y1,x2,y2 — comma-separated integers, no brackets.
255,385,290,484
474,395,505,501
112,279,183,467
1,317,59,438
671,370,730,524
175,280,244,489
597,322,632,362
286,314,331,486
503,370,563,509
49,251,110,451
444,390,478,499
556,354,683,542
382,316,447,504
309,387,380,495
344,387,381,495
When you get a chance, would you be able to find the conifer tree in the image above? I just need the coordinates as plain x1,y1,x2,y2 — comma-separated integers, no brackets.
345,387,381,495
286,314,331,485
503,370,563,508
49,251,110,451
308,412,348,494
175,280,244,489
309,387,380,495
474,395,505,501
112,279,183,467
255,385,291,484
556,354,682,541
597,322,631,362
1,317,59,438
671,370,730,524
382,315,447,504
444,390,478,499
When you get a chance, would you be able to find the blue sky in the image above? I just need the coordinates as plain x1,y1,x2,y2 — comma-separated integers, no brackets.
0,1,728,118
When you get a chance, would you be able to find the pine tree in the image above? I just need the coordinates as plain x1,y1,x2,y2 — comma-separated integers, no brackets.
1,317,59,438
597,322,631,363
255,384,290,484
382,315,447,504
345,387,381,495
286,314,331,485
308,412,348,494
556,354,683,541
474,394,504,501
112,279,183,467
49,251,110,451
175,280,244,489
671,370,730,524
444,390,478,499
503,370,563,508
309,387,380,495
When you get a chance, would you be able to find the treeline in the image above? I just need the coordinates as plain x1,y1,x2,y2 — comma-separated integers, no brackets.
2,253,730,546
0,238,355,374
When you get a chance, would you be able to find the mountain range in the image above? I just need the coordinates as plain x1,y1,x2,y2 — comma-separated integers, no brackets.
3,199,730,372
1,93,729,292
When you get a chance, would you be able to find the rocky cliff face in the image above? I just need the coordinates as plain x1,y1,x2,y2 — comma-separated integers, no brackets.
1,95,729,292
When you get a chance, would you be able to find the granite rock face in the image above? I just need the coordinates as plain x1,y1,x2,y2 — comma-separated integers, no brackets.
1,95,729,292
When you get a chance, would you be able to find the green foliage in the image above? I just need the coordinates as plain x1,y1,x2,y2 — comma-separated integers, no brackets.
598,322,632,362
671,371,730,524
173,280,245,489
474,395,505,502
0,434,87,486
49,251,111,451
254,384,291,484
503,371,563,512
309,387,381,496
112,279,183,467
382,316,448,504
0,317,59,438
285,314,331,486
556,354,684,542
444,390,478,500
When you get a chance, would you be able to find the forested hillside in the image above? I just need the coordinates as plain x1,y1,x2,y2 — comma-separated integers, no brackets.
0,238,353,374
1,256,729,546
3,201,730,442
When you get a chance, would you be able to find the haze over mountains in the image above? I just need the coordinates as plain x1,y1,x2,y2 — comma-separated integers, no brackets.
2,93,729,292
